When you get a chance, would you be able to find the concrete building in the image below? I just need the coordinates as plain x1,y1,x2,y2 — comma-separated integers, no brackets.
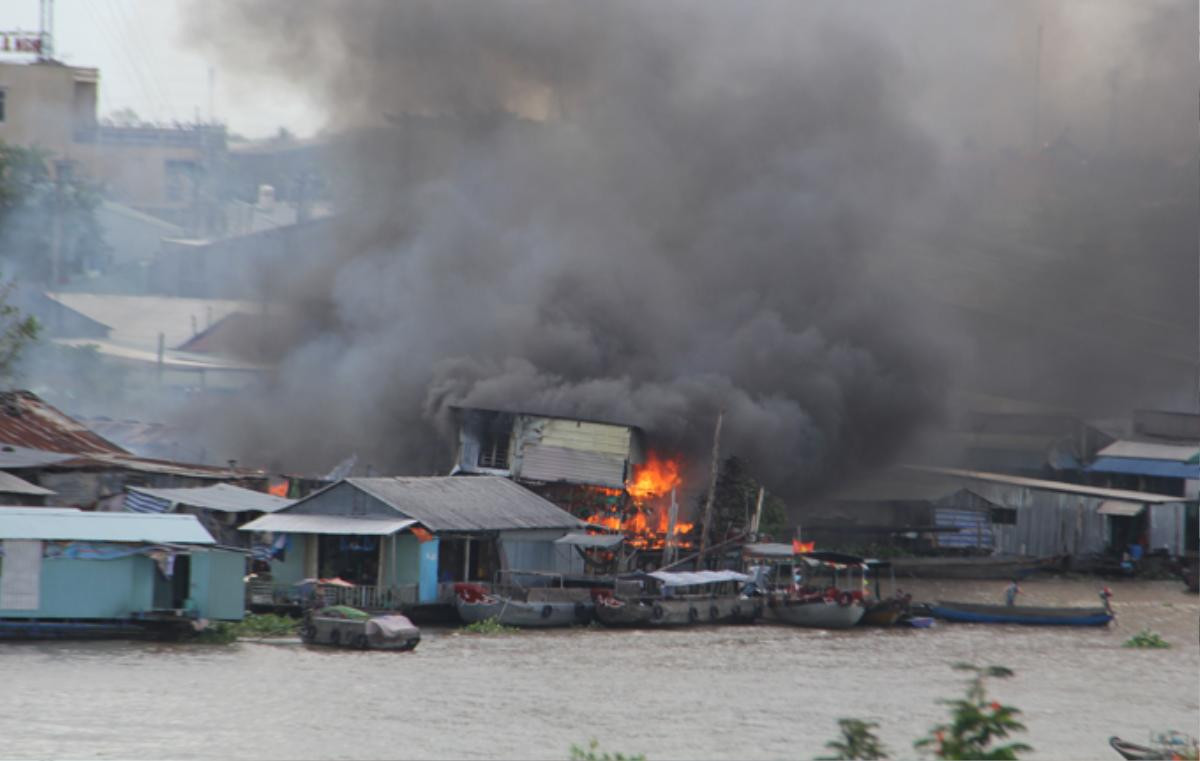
0,60,225,232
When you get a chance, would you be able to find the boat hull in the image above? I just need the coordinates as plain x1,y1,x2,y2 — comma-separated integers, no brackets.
456,597,591,628
764,599,865,629
929,601,1113,626
594,595,756,627
302,614,421,650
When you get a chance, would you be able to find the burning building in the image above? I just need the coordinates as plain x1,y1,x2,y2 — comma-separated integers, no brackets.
451,407,695,560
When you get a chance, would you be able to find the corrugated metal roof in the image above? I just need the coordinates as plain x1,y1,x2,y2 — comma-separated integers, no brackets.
240,513,416,536
519,444,627,489
0,471,53,496
0,510,214,543
0,391,128,455
1095,440,1200,462
450,405,644,433
0,445,88,469
346,476,584,533
1087,457,1199,480
554,532,624,549
127,483,293,514
1097,500,1145,516
909,466,1186,504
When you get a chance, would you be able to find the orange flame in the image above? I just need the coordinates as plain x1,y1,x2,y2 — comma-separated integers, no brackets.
580,451,694,551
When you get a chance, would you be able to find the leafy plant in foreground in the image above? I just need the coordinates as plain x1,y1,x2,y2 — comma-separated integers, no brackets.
461,616,518,635
819,719,890,759
1122,629,1170,649
914,663,1031,760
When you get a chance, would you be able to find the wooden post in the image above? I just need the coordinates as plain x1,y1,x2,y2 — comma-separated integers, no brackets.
462,539,472,581
698,410,724,564
749,486,765,537
664,487,679,567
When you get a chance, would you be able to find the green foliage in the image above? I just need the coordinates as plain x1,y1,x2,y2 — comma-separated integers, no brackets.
461,616,518,635
230,613,300,639
0,277,38,386
185,622,238,645
702,456,789,542
0,142,108,285
568,739,646,761
1122,629,1170,649
819,719,890,760
914,663,1031,760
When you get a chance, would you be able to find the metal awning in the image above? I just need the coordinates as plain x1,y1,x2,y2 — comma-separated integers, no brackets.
742,543,795,558
1096,500,1145,517
240,513,418,535
554,532,624,549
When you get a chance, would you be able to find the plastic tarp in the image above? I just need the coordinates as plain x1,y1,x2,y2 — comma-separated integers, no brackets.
648,570,751,587
554,532,624,549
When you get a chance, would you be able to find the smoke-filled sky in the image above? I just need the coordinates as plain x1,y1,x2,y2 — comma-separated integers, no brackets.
177,1,1197,500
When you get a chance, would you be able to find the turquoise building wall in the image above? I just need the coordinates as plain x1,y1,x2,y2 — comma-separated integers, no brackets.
267,535,307,585
0,556,153,619
190,549,246,621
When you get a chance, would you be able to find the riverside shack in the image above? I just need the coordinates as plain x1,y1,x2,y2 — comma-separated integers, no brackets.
0,508,245,637
240,476,587,610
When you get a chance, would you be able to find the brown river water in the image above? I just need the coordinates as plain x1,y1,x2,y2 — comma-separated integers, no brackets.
0,578,1196,760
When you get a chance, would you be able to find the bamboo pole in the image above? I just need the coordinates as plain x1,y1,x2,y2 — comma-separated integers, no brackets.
749,486,765,537
664,486,679,567
698,410,724,563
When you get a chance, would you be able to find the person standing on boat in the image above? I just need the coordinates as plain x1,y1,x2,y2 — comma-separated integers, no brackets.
1004,579,1020,606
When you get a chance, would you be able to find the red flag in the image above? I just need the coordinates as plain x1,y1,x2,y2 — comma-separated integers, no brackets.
793,540,815,554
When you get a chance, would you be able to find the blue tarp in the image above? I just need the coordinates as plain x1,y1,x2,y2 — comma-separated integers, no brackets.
1087,457,1199,480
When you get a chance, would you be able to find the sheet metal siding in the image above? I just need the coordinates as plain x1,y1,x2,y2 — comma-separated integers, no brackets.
934,508,993,548
518,444,626,488
0,472,53,496
960,483,1108,557
1149,503,1186,556
539,419,632,457
267,535,306,586
0,555,151,619
500,538,583,576
347,476,583,533
284,481,397,519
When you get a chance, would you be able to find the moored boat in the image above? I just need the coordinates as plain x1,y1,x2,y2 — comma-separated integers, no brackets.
859,559,911,627
454,582,593,628
764,595,865,629
929,590,1114,627
744,547,868,630
593,570,754,627
301,605,421,650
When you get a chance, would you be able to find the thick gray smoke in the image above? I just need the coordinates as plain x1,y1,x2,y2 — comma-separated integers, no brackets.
179,1,1197,498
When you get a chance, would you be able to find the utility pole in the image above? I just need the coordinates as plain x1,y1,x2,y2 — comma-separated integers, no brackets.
698,410,724,565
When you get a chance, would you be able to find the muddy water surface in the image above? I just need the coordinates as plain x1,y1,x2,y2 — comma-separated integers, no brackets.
0,578,1196,760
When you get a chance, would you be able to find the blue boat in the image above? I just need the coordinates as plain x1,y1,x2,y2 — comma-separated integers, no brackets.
929,600,1113,627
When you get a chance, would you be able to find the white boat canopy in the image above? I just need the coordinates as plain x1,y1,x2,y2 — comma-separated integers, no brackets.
648,570,751,587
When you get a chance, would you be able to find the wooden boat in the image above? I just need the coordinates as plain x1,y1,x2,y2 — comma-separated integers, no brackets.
859,560,911,627
891,554,1063,580
454,582,593,628
301,605,421,650
593,570,755,627
1109,733,1199,760
929,596,1113,627
764,594,865,629
745,549,867,630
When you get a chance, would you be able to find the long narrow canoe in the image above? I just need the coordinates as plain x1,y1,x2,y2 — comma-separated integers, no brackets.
929,600,1113,626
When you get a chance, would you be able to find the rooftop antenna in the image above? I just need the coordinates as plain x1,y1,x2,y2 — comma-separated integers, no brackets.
38,0,53,61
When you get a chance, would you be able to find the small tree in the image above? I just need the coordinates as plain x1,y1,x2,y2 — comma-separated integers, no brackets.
819,719,890,760
702,456,789,541
914,664,1031,760
0,278,38,386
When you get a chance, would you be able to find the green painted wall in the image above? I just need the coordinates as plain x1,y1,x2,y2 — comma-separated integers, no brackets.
0,556,153,619
267,535,307,585
190,549,245,621
390,534,421,585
